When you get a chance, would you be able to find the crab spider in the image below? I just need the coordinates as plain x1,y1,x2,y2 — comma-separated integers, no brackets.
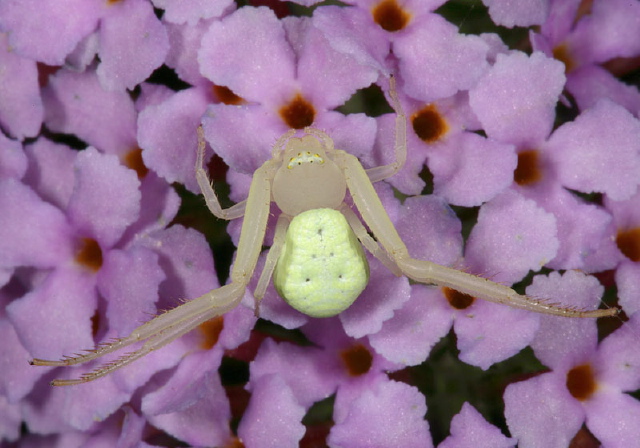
32,77,618,386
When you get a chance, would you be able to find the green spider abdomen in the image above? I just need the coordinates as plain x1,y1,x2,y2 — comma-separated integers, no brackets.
273,208,370,318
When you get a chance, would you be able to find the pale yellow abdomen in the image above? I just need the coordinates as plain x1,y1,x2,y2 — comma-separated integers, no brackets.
273,208,369,317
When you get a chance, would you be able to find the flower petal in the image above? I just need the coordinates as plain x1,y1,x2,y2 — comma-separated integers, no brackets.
440,402,515,448
547,100,640,201
328,379,432,448
237,375,306,448
504,372,584,447
138,88,211,192
0,0,100,65
96,0,169,91
198,7,295,103
469,51,564,147
396,14,488,102
67,148,141,248
465,190,559,284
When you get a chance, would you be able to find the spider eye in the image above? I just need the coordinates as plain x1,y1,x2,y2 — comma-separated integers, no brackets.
287,152,325,169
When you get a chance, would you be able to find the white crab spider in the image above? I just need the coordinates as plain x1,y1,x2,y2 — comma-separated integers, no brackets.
31,77,617,386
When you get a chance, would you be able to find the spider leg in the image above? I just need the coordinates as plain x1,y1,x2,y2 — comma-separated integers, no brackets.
35,283,246,386
196,125,247,220
30,283,242,369
341,204,402,276
398,259,618,317
338,150,618,318
33,158,278,385
253,213,291,316
365,75,407,183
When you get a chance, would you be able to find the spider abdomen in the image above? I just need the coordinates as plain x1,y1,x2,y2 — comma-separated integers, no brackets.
273,208,369,318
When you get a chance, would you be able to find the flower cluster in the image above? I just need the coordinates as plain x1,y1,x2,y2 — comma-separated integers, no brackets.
1,0,639,446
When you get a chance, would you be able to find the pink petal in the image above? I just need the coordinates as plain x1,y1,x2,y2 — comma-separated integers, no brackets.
465,190,559,284
67,148,141,248
469,51,565,147
97,0,169,91
237,375,306,448
198,7,295,104
547,100,640,201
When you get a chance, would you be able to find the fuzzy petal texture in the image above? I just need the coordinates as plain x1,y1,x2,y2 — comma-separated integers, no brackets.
428,132,516,206
0,33,43,139
565,0,640,65
23,139,77,210
533,188,613,270
0,318,46,402
152,0,233,25
98,247,165,335
312,6,389,74
339,260,411,339
142,352,232,446
248,339,340,408
118,407,147,448
0,179,73,269
547,100,640,201
198,7,295,104
97,0,169,91
328,380,432,448
22,336,188,433
0,133,26,179
440,402,515,448
237,375,306,448
7,267,97,360
0,0,101,65
504,372,585,448
566,65,640,117
482,0,549,28
138,88,211,192
465,190,559,284
365,113,427,195
165,19,215,86
22,376,129,433
121,173,181,240
454,300,539,369
586,392,640,448
526,271,601,368
616,263,640,316
42,69,138,155
594,315,640,392
396,14,489,102
469,51,565,147
314,112,378,161
136,225,219,305
294,17,378,109
397,195,463,266
0,395,20,442
66,148,141,248
369,285,453,366
201,103,284,174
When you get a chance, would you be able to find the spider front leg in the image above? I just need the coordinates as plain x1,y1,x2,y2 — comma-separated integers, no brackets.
196,125,247,220
32,156,278,385
338,150,618,318
363,75,407,183
31,283,246,386
304,76,406,185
